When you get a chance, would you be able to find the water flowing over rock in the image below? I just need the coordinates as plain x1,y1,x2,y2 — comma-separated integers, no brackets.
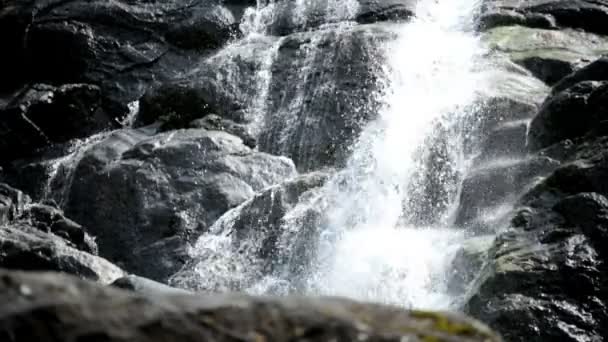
3,0,608,340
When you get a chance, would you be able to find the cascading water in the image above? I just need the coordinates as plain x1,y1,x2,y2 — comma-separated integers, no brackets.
172,0,493,311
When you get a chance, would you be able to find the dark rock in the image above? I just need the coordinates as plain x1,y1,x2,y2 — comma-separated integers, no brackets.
0,84,114,163
259,25,391,170
170,172,328,292
516,57,575,86
554,192,608,253
136,82,218,130
0,184,30,225
0,269,502,342
0,224,123,284
65,128,296,281
480,0,608,35
528,80,608,151
165,5,238,50
553,57,608,94
356,0,416,24
455,156,560,227
111,274,189,295
466,140,608,341
476,119,529,162
19,203,97,254
2,0,237,118
189,114,256,148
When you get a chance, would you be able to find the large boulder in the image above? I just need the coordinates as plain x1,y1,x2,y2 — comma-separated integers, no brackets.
0,269,502,342
527,80,608,150
0,0,238,116
465,139,608,341
64,128,297,281
0,84,114,163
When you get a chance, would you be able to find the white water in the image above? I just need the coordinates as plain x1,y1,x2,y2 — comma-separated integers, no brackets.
298,0,486,309
174,0,491,310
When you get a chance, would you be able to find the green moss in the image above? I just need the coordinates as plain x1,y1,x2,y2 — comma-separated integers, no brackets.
410,311,480,336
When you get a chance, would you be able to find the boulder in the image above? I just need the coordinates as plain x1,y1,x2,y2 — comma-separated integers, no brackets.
64,128,297,281
0,269,502,342
170,172,328,293
0,224,123,284
527,80,608,151
1,0,238,117
465,139,608,341
0,84,114,163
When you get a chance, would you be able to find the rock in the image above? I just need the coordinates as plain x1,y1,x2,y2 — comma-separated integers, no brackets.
65,128,297,281
189,114,256,149
239,0,414,36
2,0,238,117
0,184,30,225
455,156,560,227
135,82,219,130
480,0,608,35
356,0,416,24
476,119,529,162
553,57,608,94
465,140,608,341
170,172,328,293
111,274,189,295
0,84,114,163
554,192,608,253
527,80,608,151
0,269,502,342
159,24,392,171
19,203,97,254
0,224,123,284
482,26,608,85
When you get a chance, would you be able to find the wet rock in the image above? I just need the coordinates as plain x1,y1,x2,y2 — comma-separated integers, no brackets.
466,141,608,341
111,274,189,295
20,203,97,254
2,0,237,117
260,25,391,170
0,84,114,163
528,80,608,151
482,26,608,85
65,128,297,281
480,0,608,35
170,172,328,292
553,57,608,94
356,0,416,24
0,224,123,284
0,184,30,225
455,156,560,227
0,269,502,342
476,120,529,162
189,114,256,149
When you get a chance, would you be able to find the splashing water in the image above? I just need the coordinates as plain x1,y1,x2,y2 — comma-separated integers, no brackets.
300,0,486,309
174,0,491,311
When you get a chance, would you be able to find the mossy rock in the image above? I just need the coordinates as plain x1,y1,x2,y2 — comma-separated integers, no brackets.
0,269,502,341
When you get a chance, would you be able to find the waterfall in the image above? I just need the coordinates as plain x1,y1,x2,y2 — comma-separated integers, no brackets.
302,0,486,308
172,0,492,310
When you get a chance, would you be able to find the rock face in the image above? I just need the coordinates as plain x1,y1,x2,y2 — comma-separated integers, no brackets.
64,128,296,282
0,183,124,284
0,269,502,342
463,44,608,342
